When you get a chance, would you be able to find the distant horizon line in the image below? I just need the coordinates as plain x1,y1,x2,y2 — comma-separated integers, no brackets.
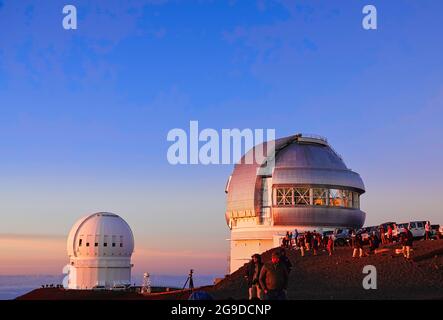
0,233,65,239
0,273,224,277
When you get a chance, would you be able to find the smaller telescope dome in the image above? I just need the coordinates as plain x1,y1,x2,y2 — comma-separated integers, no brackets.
67,212,134,258
65,212,135,289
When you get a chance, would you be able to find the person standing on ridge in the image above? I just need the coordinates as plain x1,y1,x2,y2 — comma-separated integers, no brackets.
298,235,306,257
312,234,319,256
401,227,414,259
259,251,289,300
393,224,399,242
387,225,393,244
425,221,431,240
352,234,364,258
288,232,293,249
305,231,312,251
250,254,264,299
245,255,256,299
294,229,299,243
327,235,334,256
279,248,292,274
379,225,386,245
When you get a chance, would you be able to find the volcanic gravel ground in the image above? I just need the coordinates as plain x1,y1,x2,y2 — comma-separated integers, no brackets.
210,239,443,300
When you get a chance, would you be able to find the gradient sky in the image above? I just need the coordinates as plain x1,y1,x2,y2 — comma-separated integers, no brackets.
0,0,442,276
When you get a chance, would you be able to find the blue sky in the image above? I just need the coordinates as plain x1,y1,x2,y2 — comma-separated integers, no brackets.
0,0,442,274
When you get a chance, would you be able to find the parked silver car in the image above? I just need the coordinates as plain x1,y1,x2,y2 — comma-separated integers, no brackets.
334,228,353,246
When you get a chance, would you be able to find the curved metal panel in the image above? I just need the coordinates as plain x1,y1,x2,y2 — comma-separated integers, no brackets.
225,163,260,220
226,135,296,223
272,207,366,229
272,167,365,192
275,143,348,170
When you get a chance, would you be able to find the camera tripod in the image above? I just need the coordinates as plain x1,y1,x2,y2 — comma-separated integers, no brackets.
182,269,194,290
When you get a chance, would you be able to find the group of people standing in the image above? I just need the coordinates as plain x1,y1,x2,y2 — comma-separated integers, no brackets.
351,232,383,258
282,230,334,257
245,220,437,300
379,221,432,245
245,248,292,300
352,225,415,259
378,224,397,245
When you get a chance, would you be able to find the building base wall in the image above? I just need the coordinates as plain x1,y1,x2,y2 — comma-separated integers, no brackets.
67,266,131,289
230,238,274,273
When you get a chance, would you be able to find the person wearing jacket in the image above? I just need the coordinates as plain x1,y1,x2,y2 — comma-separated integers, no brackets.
352,234,364,258
425,221,431,240
401,228,414,259
379,226,386,245
327,235,334,256
298,235,306,257
312,234,320,256
244,255,256,299
305,231,312,251
279,248,292,274
387,225,393,243
251,254,264,299
368,233,380,254
259,251,288,300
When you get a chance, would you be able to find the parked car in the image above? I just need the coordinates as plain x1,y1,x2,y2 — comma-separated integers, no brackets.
322,230,334,238
394,223,409,241
357,226,378,243
334,228,352,246
408,221,427,238
112,284,130,291
92,285,107,291
396,223,408,232
431,224,440,239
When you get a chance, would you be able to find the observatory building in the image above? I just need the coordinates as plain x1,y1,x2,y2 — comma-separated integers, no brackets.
225,134,366,272
66,212,134,289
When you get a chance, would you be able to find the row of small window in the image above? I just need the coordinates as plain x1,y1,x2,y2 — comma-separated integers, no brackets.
275,187,360,209
78,239,123,247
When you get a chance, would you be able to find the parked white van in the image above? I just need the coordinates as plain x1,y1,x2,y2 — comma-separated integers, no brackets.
408,221,427,238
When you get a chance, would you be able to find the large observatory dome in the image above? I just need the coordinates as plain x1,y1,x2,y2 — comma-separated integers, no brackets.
67,212,134,258
225,133,366,272
226,134,365,228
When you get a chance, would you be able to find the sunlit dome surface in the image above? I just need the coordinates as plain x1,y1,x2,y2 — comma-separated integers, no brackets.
67,212,134,258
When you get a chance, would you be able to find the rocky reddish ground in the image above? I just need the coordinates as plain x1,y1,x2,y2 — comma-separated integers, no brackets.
211,239,443,300
17,239,443,300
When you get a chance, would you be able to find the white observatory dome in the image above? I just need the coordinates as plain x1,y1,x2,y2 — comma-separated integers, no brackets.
67,212,134,258
65,212,135,290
